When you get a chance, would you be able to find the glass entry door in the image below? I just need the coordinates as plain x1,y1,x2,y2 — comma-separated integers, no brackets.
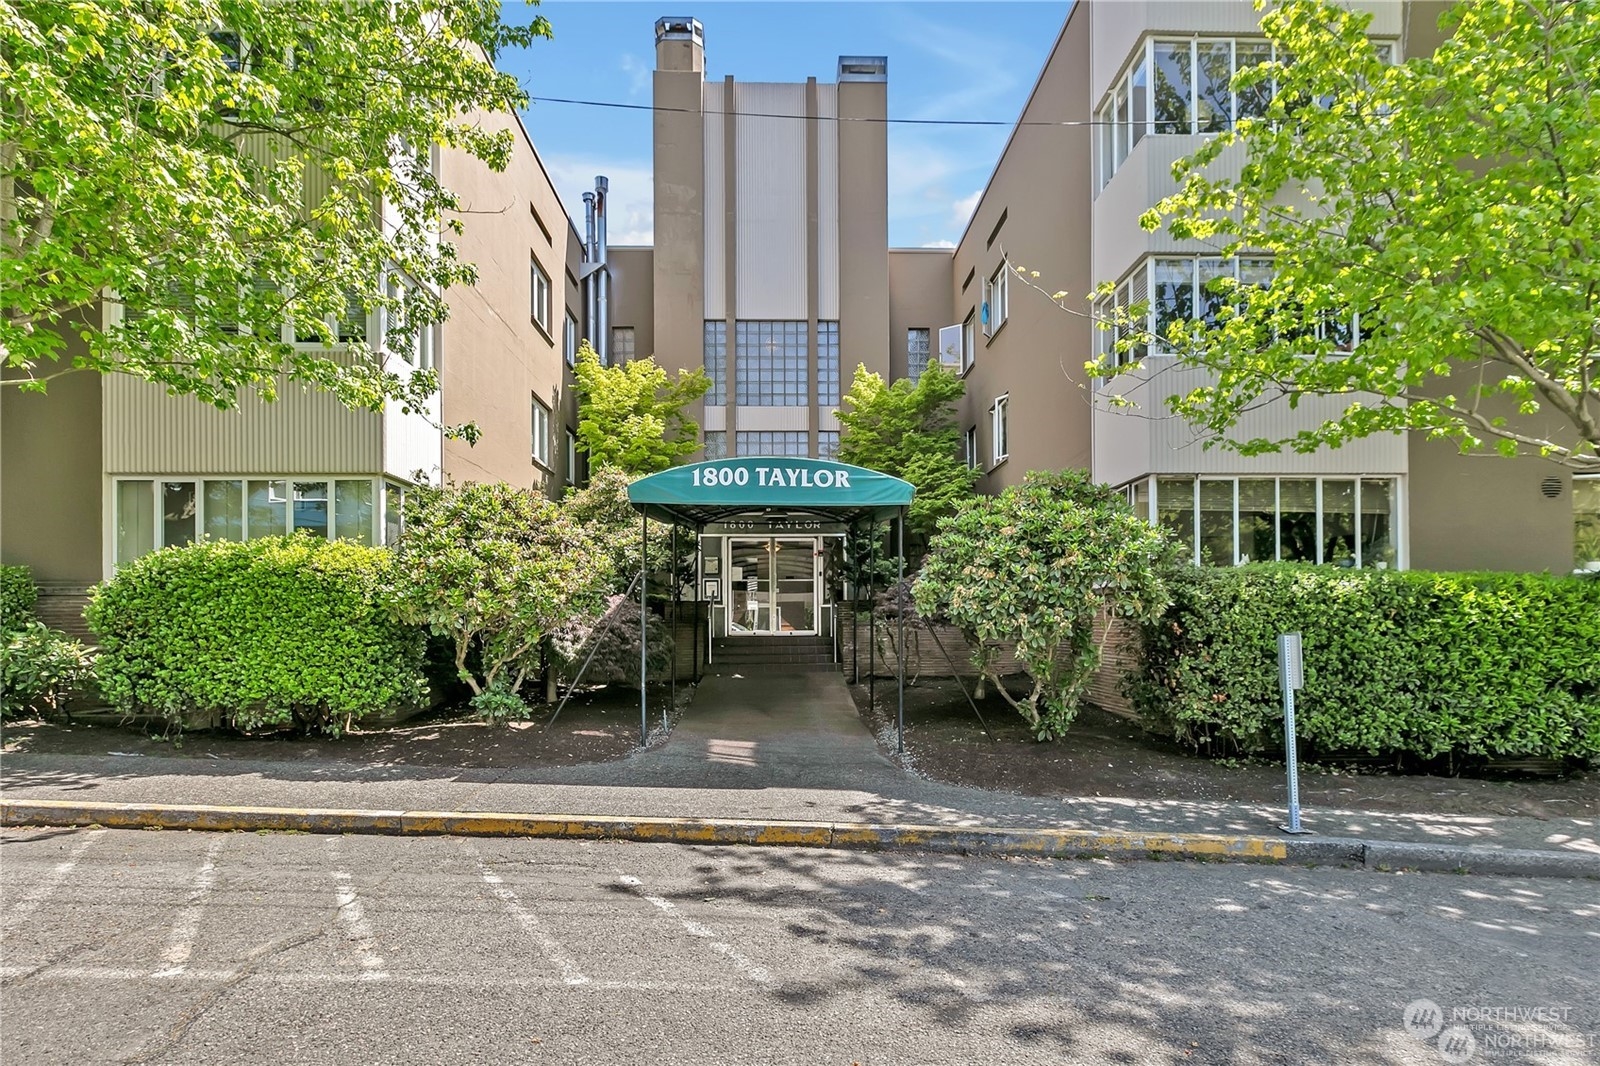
727,537,818,634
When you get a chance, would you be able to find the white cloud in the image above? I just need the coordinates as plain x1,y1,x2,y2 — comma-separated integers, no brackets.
544,156,655,245
921,239,956,249
618,53,649,99
951,190,982,229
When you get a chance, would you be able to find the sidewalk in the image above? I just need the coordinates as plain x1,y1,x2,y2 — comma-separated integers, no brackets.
3,671,1595,870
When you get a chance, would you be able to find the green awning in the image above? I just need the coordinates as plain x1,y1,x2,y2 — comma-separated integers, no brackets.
627,457,914,526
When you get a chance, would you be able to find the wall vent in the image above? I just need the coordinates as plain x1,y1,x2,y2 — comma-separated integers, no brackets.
1540,476,1563,499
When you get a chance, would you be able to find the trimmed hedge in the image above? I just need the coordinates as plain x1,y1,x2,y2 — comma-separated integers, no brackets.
2,564,37,632
87,537,426,734
1127,565,1600,766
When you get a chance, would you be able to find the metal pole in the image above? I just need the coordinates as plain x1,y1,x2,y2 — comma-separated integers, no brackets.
670,523,678,716
546,571,642,731
926,623,997,743
850,522,859,684
692,524,702,682
896,509,906,756
639,513,648,747
868,520,876,713
1278,632,1310,834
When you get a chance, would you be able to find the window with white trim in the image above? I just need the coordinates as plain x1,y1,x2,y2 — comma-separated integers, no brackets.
961,313,975,373
531,394,552,468
964,425,979,470
1575,476,1600,573
990,396,1009,466
1140,475,1398,568
113,476,387,566
565,428,578,484
983,264,1009,337
564,310,579,366
530,255,551,333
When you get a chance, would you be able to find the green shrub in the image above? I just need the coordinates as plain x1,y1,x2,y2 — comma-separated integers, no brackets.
1,621,95,718
1127,565,1600,765
551,594,675,688
1,565,38,632
87,537,426,734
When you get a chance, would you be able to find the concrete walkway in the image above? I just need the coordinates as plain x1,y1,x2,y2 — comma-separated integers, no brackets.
2,671,1595,861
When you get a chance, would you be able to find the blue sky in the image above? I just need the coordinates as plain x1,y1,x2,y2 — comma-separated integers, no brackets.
500,2,1071,248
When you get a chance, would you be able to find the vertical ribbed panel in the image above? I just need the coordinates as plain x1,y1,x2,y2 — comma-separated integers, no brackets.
103,371,382,475
816,84,840,320
1092,364,1407,486
734,83,808,319
703,81,726,321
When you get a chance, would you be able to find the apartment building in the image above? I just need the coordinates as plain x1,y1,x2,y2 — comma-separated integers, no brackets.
0,104,588,627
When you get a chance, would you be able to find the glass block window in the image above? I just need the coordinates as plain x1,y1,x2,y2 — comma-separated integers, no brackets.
735,431,808,457
704,321,726,405
906,328,930,382
817,431,840,459
818,320,840,405
703,430,728,460
736,320,808,406
610,325,634,366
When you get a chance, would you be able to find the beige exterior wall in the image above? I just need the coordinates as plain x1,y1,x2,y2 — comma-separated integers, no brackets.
1,337,104,587
952,7,1095,493
837,77,891,385
652,37,706,378
607,247,656,364
887,250,955,383
438,105,579,496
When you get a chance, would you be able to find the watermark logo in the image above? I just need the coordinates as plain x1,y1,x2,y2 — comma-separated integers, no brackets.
1403,999,1446,1042
1401,997,1591,1063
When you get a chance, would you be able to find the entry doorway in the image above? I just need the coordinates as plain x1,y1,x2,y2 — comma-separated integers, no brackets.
727,537,819,635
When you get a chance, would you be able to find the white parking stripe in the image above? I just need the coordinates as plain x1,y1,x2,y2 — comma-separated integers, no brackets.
154,835,227,977
0,964,747,993
325,838,387,982
464,843,589,986
3,829,106,922
615,873,772,985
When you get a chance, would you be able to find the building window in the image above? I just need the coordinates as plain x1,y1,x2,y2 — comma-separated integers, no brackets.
380,275,432,368
1575,477,1600,572
384,482,405,546
703,321,726,405
565,428,578,484
990,396,1009,466
735,320,809,406
611,325,634,365
531,394,551,468
1135,256,1351,353
1143,475,1398,568
1095,37,1395,190
818,320,840,406
961,313,975,373
983,264,1009,338
906,328,930,382
703,430,727,460
114,476,385,565
735,431,808,457
564,310,579,366
530,255,551,333
965,425,979,470
817,430,840,459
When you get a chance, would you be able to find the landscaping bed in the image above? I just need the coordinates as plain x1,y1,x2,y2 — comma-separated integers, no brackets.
0,685,673,770
853,676,1598,820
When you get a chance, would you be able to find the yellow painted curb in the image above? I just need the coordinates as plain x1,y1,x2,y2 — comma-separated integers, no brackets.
0,798,1288,862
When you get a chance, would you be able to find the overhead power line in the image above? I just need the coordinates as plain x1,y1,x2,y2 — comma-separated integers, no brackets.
527,94,1111,127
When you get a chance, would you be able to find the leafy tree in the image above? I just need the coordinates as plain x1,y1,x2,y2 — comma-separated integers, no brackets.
836,363,977,551
390,482,612,719
1,0,549,432
913,471,1174,740
561,465,680,593
572,344,711,475
1097,0,1600,470
550,594,674,689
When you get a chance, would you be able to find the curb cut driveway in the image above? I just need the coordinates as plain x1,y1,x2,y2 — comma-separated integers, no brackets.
4,798,1595,879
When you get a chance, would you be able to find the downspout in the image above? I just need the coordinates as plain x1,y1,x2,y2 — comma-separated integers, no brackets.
582,190,597,357
594,176,610,364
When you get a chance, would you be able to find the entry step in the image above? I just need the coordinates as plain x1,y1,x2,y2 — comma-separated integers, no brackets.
712,636,837,669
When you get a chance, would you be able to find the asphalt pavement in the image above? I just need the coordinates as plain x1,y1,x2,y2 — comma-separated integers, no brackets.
2,827,1597,1065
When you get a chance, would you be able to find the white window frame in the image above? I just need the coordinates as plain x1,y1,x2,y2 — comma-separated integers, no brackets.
531,394,552,469
961,313,976,374
964,425,979,470
565,428,578,484
1575,474,1600,572
530,255,552,334
564,309,579,366
1145,475,1404,569
984,263,1009,338
990,395,1009,467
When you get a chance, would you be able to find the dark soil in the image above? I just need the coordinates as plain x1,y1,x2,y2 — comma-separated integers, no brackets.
0,686,665,770
853,677,1598,821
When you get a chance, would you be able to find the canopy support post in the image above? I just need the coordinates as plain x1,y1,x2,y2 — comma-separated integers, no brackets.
896,507,906,756
693,523,703,683
868,520,876,715
668,522,678,733
849,522,859,684
639,512,648,747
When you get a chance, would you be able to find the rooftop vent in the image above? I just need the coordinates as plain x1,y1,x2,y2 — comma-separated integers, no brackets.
837,55,888,82
655,17,704,44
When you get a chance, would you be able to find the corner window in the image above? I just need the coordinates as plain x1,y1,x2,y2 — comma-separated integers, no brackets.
1146,475,1398,568
990,396,1009,466
530,255,551,333
531,395,552,468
